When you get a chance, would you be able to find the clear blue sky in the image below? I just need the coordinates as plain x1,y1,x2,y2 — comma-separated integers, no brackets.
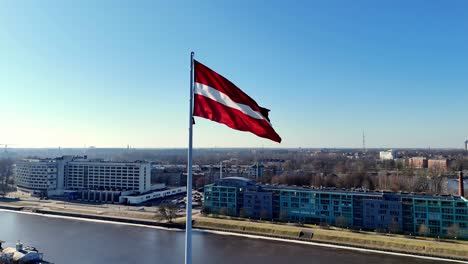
1,1,467,148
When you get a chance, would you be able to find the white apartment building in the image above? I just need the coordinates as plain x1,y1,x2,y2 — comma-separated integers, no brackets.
65,160,150,193
379,150,396,160
15,159,61,195
15,156,151,196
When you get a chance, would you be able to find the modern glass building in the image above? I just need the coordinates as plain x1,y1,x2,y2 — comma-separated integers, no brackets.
204,177,468,239
203,177,271,218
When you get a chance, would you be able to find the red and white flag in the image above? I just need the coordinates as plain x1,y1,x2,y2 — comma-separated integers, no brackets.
193,60,281,143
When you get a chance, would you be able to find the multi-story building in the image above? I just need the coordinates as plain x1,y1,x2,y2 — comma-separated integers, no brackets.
379,150,396,160
243,190,272,219
362,198,402,231
15,159,62,196
204,177,468,239
427,159,449,172
64,158,150,193
246,162,264,179
203,177,255,216
15,156,151,198
408,157,428,169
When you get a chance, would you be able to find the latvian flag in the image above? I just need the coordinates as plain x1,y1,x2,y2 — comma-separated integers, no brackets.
193,60,281,143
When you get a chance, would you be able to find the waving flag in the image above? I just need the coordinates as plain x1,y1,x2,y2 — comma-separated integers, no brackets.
193,60,281,143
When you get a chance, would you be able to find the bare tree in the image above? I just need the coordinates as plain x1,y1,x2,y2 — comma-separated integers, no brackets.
158,205,168,221
195,176,205,189
0,159,14,197
418,224,429,237
335,215,347,228
260,209,270,220
239,207,248,218
219,207,228,216
388,219,401,234
200,206,208,215
447,223,460,239
429,176,445,194
279,210,289,222
158,203,178,222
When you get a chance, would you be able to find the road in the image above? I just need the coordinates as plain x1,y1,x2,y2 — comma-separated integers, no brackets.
3,191,202,221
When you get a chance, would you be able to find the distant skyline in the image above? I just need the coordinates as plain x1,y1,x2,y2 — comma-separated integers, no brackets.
1,1,467,148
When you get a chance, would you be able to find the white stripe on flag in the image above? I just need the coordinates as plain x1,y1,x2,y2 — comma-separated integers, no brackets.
194,82,270,123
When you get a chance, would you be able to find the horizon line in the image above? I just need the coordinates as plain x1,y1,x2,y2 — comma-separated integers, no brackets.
4,147,467,150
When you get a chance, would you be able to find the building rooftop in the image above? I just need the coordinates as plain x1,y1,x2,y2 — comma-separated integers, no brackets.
221,177,253,182
17,156,150,164
210,177,466,201
262,184,465,200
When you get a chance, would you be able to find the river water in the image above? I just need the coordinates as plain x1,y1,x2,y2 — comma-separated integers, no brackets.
0,211,455,264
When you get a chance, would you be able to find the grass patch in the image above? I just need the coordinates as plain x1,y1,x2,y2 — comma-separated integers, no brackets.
307,229,468,259
193,217,301,238
194,216,468,260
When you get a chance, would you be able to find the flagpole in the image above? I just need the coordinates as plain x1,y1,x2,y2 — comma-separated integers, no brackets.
185,51,194,264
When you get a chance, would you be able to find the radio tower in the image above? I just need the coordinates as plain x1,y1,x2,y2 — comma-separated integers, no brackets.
362,131,366,153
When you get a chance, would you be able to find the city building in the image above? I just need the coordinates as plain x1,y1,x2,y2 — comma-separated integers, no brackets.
246,162,264,179
14,156,183,204
64,157,150,193
362,199,402,231
243,189,272,219
408,157,428,169
260,159,285,168
204,177,468,239
151,164,187,186
15,158,64,196
428,159,449,172
203,177,255,216
119,185,186,204
379,150,396,160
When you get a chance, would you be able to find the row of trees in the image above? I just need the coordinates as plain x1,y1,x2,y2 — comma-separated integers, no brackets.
0,158,15,197
418,223,462,239
261,171,448,194
257,154,459,194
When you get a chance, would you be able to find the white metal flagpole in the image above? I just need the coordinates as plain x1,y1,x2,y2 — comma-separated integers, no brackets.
185,51,194,264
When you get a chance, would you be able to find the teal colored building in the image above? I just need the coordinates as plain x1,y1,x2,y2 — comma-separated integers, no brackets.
266,188,355,226
203,177,258,216
204,177,468,239
203,184,239,216
412,196,467,237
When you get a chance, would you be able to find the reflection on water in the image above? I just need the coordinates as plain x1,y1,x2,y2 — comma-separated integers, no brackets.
447,179,467,195
0,211,449,264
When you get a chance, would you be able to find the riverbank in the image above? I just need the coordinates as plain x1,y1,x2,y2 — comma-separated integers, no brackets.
1,202,467,262
192,217,468,261
2,210,450,264
0,203,184,229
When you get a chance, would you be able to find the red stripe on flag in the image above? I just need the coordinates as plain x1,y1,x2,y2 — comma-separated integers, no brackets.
194,94,281,143
194,60,271,119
